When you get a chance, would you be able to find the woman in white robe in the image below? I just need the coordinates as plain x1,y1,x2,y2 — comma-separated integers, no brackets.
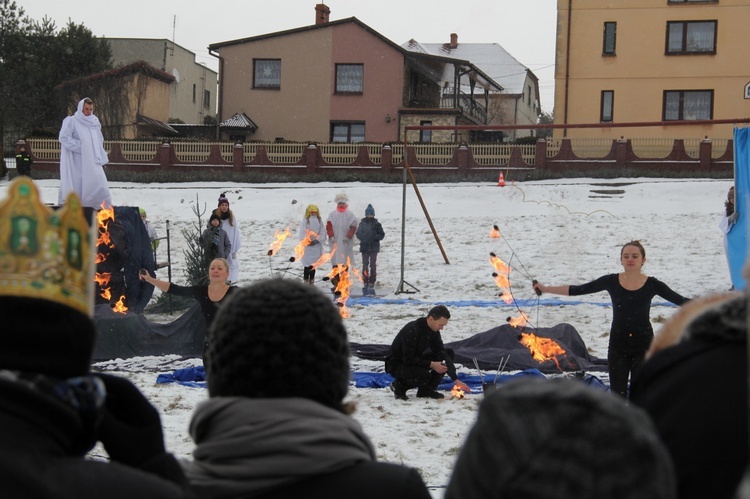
58,98,112,209
213,194,242,284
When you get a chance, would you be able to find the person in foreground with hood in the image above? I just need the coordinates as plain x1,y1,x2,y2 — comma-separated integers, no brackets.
0,177,195,499
182,278,431,499
58,97,112,209
446,377,677,499
630,291,748,499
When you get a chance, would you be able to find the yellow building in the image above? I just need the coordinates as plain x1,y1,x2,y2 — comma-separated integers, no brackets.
554,0,750,139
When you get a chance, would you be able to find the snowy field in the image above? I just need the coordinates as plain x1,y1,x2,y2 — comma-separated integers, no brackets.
2,177,734,496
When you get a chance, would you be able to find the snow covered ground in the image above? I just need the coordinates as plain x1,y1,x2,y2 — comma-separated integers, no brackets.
2,177,734,496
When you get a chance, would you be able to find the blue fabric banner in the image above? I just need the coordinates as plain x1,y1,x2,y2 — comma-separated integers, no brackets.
729,128,750,290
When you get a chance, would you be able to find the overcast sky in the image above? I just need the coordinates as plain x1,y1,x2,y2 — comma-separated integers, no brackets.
19,0,558,112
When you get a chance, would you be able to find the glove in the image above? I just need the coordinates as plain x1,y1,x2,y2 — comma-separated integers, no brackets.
345,226,357,239
96,374,165,467
729,211,739,223
326,221,334,238
309,239,319,246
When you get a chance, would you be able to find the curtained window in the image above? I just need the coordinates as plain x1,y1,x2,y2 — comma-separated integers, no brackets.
666,21,717,54
254,59,281,89
331,122,365,143
663,90,713,120
335,64,364,94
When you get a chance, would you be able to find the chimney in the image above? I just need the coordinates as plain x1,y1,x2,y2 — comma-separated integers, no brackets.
315,4,330,24
449,33,458,49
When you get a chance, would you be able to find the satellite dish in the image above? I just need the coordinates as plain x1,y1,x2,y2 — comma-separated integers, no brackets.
172,68,180,83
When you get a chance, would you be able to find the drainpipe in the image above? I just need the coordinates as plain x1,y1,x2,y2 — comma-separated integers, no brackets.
563,0,572,137
209,48,223,140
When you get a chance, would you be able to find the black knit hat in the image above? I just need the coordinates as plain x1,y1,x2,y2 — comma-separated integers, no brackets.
206,278,351,409
446,377,676,499
209,213,221,223
218,193,229,206
0,297,97,378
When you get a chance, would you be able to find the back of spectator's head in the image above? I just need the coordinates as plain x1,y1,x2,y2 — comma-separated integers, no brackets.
207,278,350,410
0,177,96,378
446,377,676,499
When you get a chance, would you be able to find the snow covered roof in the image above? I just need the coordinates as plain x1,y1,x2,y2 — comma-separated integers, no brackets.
220,112,258,130
402,39,534,95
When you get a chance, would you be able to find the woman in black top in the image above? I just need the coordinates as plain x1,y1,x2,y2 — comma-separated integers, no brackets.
140,258,237,368
533,240,689,397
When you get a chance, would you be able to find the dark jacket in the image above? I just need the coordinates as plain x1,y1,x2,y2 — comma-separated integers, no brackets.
252,461,430,499
355,217,385,253
15,151,32,176
630,295,748,499
385,317,457,380
0,379,194,499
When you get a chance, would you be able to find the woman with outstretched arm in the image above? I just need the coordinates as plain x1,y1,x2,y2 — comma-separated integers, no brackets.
533,240,689,397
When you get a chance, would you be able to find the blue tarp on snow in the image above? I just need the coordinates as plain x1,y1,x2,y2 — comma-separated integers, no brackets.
728,127,750,290
155,366,609,392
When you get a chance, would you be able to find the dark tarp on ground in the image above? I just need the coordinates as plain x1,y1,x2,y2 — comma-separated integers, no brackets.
93,302,204,360
350,323,607,374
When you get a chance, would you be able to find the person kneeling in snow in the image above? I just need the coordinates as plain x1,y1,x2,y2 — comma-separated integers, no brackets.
385,305,470,400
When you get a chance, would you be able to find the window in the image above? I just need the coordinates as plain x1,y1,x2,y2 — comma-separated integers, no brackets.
603,22,617,55
601,91,614,122
663,90,713,120
335,64,363,93
192,84,196,103
668,0,718,3
254,59,281,88
666,21,716,54
420,121,432,143
331,122,365,143
203,90,210,109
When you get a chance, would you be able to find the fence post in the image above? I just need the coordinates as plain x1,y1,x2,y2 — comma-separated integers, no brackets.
616,137,628,169
457,144,469,173
233,142,244,171
305,143,318,173
700,137,712,171
159,141,172,169
381,144,393,173
535,139,547,170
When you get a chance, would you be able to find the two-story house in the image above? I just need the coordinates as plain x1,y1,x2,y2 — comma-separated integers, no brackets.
208,4,505,143
58,62,177,140
402,34,541,141
107,38,218,125
554,0,750,139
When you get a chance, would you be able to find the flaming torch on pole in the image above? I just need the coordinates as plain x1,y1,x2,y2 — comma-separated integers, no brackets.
266,227,292,276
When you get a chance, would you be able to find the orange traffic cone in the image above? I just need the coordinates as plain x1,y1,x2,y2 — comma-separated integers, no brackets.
497,170,505,187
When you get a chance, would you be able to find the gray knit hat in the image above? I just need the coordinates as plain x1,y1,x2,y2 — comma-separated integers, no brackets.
206,278,351,409
446,377,676,499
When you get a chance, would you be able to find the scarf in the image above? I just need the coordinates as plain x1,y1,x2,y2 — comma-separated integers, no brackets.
72,98,108,166
182,397,375,498
0,370,105,454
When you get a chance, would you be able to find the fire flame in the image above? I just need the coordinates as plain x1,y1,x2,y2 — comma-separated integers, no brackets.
94,204,128,315
451,384,465,399
267,227,292,256
490,253,513,304
94,272,111,287
294,229,317,261
519,332,566,371
490,225,501,238
328,257,354,318
112,295,127,314
507,311,530,328
312,243,337,269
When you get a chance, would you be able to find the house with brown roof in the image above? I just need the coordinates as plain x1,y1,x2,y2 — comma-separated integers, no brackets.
208,4,506,143
58,61,177,140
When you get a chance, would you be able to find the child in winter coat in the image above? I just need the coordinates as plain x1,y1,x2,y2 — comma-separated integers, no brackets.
15,145,32,177
201,213,232,260
355,204,385,295
299,204,326,284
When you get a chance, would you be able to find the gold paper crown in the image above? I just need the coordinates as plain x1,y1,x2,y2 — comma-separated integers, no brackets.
0,177,95,316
